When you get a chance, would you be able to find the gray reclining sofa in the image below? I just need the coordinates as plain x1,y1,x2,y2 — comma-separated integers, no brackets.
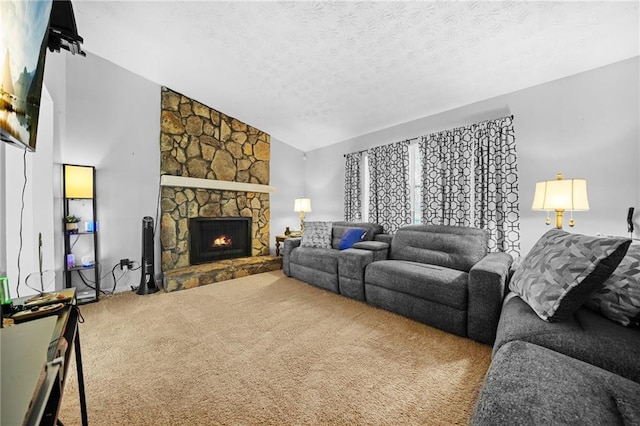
283,221,389,298
364,225,513,344
285,223,513,345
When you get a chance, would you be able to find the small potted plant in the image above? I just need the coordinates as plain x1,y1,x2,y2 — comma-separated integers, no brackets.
65,215,81,233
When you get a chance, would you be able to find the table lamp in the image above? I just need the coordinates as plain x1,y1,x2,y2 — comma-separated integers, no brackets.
294,198,312,232
532,173,589,229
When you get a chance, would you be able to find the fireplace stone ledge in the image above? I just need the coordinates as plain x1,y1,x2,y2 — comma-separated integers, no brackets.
163,255,282,292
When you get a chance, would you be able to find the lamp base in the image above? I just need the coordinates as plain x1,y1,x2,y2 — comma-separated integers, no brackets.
555,209,564,229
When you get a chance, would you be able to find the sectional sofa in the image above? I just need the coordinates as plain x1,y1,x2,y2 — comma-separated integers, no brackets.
472,231,640,425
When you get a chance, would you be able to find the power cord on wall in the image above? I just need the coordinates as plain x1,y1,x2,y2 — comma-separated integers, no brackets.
76,268,107,295
15,149,28,297
74,260,142,296
109,261,140,294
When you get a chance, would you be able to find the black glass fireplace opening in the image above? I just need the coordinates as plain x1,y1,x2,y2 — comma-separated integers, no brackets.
189,218,252,264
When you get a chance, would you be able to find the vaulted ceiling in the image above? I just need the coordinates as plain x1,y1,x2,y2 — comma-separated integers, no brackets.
73,1,639,151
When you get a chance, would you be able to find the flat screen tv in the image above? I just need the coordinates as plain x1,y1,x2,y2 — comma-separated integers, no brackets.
0,0,53,152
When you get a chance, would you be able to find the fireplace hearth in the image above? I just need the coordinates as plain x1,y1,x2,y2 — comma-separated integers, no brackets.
190,218,252,264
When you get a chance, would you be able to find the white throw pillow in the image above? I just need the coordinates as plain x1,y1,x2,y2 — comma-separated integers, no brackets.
300,221,332,248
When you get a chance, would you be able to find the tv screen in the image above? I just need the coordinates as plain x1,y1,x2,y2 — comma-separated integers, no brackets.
0,0,53,152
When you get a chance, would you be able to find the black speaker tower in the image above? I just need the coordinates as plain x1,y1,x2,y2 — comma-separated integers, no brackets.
136,216,159,295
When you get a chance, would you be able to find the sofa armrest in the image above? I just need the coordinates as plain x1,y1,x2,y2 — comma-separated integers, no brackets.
352,241,389,261
467,252,514,345
338,248,374,301
283,238,301,276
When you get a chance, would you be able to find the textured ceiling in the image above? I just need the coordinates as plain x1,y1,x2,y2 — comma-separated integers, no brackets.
72,1,639,151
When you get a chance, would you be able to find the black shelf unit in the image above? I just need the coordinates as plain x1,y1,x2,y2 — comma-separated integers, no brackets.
62,164,99,304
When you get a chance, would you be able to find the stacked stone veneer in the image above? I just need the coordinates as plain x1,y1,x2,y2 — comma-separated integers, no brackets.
159,87,280,291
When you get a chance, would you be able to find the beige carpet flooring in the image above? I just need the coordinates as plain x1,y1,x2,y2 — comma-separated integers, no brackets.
58,270,491,425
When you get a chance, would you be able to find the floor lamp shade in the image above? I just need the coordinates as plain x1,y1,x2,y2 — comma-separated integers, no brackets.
64,164,94,198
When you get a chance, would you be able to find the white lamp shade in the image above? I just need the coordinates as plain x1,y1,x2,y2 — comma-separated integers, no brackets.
294,198,312,213
531,178,589,211
64,165,94,198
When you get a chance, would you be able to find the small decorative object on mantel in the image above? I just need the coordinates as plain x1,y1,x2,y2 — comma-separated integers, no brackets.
284,226,291,236
65,215,81,233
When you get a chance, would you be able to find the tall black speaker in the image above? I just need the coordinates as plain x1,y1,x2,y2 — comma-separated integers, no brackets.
136,216,159,295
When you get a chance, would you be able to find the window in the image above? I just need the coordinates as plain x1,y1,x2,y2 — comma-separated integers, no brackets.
362,143,422,225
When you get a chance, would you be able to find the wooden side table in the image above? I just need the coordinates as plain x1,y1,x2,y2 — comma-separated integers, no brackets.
275,234,302,256
275,235,287,256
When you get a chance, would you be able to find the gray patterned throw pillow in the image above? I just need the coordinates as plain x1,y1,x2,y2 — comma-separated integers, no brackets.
585,243,640,326
509,229,631,322
300,221,333,248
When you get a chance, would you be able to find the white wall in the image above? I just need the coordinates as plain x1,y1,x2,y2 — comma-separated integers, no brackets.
269,137,305,252
52,52,161,293
305,57,640,255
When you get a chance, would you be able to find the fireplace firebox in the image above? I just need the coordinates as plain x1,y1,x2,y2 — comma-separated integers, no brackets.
189,218,252,264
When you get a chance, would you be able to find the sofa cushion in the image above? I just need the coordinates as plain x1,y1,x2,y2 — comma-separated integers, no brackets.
585,242,640,327
338,228,367,250
389,225,488,273
300,221,332,248
365,260,468,310
290,247,340,275
509,229,631,322
472,340,640,426
495,292,640,383
331,222,383,249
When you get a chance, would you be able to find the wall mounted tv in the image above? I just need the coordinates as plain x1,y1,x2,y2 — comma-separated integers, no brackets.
0,0,53,152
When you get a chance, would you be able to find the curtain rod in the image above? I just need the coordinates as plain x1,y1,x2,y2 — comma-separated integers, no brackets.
343,137,418,157
343,114,514,158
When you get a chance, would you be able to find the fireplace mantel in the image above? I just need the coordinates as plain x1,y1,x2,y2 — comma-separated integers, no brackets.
160,175,276,194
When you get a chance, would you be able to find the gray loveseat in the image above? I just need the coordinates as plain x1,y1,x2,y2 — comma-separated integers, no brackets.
472,234,640,425
364,225,513,344
283,221,389,298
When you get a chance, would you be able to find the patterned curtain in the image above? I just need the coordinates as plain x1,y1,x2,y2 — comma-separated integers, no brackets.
343,152,362,221
419,130,474,226
419,115,520,256
368,141,412,233
474,116,520,255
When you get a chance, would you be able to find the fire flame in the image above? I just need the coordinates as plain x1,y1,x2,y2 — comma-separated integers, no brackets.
212,234,232,247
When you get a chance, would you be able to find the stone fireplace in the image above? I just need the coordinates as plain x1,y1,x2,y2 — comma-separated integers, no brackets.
159,87,281,291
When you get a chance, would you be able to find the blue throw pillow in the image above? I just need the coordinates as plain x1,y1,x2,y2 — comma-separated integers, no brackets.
339,228,367,250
